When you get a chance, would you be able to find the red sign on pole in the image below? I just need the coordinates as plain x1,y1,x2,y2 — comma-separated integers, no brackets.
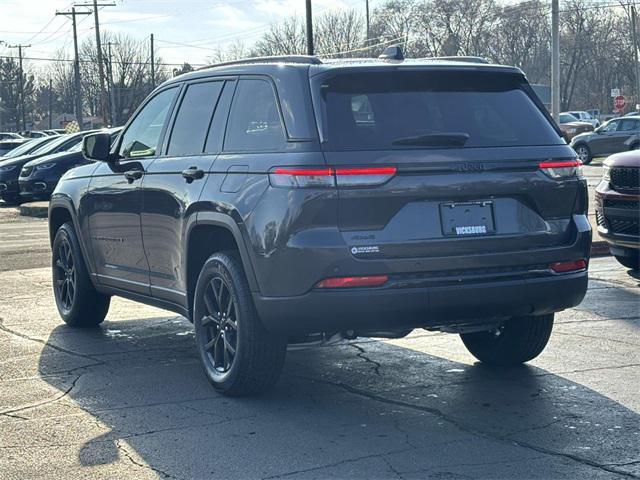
614,95,626,112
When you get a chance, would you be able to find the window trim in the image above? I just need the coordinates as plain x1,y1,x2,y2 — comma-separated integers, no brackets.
164,78,228,157
222,75,289,154
113,85,181,161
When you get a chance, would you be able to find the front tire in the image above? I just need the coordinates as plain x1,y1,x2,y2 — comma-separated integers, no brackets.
52,223,110,327
193,252,286,396
460,314,554,366
614,252,639,271
574,144,592,165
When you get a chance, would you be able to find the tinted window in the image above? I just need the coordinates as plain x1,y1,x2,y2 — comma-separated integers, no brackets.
602,120,619,132
560,114,577,123
167,81,223,156
319,71,562,151
618,119,639,131
224,79,286,152
120,87,178,159
204,81,235,153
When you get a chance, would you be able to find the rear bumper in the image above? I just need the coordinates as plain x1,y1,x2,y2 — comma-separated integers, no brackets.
253,270,588,335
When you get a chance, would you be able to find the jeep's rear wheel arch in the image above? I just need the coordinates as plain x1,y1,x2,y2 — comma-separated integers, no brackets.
186,213,259,321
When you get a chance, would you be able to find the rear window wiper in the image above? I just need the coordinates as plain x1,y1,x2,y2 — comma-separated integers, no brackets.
391,132,470,147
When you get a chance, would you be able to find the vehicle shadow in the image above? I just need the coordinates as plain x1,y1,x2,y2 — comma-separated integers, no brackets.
34,317,639,479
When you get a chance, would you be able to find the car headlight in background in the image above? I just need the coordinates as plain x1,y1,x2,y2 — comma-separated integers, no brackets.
602,165,610,182
0,164,17,172
35,163,56,170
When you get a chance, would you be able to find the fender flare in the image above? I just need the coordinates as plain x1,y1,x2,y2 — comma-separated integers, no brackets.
48,196,98,281
188,211,260,293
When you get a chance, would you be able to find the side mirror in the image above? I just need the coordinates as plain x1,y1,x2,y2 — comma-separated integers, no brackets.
82,133,113,162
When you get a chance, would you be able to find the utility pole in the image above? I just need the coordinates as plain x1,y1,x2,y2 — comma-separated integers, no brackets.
75,1,115,126
365,0,370,46
105,41,117,125
56,7,91,130
632,4,640,110
150,33,155,89
7,44,30,131
551,0,560,121
305,0,314,56
48,77,53,129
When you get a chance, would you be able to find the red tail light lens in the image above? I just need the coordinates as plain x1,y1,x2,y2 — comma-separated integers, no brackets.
539,160,582,179
316,275,389,288
269,166,396,188
550,259,587,273
335,167,397,187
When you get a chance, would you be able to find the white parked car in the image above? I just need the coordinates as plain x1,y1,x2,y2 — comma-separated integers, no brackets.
565,110,601,128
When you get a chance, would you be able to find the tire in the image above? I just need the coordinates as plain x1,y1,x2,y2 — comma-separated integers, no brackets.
614,252,640,271
193,251,287,396
52,222,110,327
574,144,592,165
460,314,554,366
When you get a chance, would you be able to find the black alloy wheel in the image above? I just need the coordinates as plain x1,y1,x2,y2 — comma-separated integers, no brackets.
200,276,238,376
54,235,76,314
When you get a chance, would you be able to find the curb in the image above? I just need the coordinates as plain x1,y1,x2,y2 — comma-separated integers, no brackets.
18,202,49,219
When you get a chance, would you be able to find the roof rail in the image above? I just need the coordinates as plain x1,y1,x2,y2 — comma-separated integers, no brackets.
428,56,490,64
198,55,322,71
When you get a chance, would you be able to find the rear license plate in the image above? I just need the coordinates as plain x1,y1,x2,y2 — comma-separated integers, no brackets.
440,201,495,236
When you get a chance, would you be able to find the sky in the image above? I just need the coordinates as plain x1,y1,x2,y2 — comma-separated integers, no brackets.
0,0,361,69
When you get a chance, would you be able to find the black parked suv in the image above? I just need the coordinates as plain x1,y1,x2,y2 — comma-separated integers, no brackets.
49,51,591,396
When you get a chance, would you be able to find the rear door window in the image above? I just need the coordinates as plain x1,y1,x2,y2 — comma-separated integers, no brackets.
618,119,639,131
224,78,286,152
167,81,223,156
318,71,562,151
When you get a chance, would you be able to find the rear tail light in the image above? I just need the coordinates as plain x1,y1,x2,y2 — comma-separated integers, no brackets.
316,275,388,288
269,166,396,188
539,159,582,179
335,167,397,187
550,259,587,273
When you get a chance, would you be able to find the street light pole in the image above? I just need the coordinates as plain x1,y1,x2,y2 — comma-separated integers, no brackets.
631,4,640,110
551,0,560,121
305,0,314,56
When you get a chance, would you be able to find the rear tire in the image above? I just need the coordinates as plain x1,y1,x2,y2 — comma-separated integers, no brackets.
574,144,592,165
614,252,639,271
52,223,110,327
460,314,554,366
193,252,287,396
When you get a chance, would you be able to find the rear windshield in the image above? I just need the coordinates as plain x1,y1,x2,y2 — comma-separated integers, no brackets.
317,71,562,151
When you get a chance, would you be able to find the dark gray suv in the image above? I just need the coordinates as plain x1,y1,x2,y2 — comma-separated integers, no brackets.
48,52,591,396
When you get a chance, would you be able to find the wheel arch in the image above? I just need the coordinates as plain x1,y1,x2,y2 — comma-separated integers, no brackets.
185,212,259,321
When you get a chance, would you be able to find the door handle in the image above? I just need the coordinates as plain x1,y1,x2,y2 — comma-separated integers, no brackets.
182,167,204,183
124,170,143,183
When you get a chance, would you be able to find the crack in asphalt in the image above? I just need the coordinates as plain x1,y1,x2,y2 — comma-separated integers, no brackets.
350,343,382,375
294,374,640,479
115,438,180,479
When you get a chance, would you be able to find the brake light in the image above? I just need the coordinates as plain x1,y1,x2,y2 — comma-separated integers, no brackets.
269,166,396,188
316,275,389,288
550,259,587,273
539,159,582,179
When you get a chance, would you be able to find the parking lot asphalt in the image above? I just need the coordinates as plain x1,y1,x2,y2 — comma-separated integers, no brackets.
1,179,639,479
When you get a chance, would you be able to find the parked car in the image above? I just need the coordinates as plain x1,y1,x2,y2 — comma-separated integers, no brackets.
0,132,23,140
570,116,640,164
0,138,30,157
0,135,57,160
19,127,122,201
43,129,66,135
566,110,600,128
0,131,93,204
625,111,640,117
49,51,590,396
19,130,49,138
558,113,593,141
595,150,639,270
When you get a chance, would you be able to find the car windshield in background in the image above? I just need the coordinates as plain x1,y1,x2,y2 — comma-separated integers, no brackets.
560,113,579,123
318,71,562,151
31,134,75,155
2,137,50,158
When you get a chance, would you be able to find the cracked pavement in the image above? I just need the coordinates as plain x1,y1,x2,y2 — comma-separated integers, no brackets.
0,208,639,479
